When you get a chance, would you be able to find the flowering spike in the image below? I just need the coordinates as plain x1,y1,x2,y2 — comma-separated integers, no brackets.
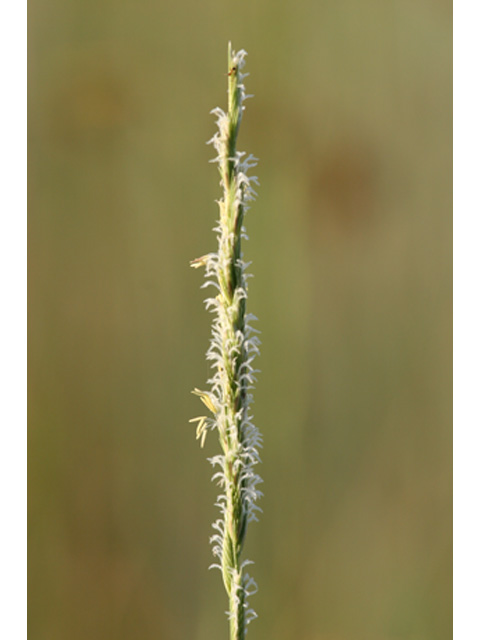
191,43,261,640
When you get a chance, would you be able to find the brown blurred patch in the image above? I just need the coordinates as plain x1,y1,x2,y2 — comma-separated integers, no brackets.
308,137,377,239
49,59,133,148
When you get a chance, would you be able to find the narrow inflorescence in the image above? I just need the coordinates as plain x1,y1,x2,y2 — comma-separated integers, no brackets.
190,43,262,640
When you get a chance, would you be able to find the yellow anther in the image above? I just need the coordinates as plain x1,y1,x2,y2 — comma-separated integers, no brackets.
190,255,210,269
192,388,217,414
189,416,208,447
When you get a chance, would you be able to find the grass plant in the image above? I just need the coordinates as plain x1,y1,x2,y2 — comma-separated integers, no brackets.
190,43,262,640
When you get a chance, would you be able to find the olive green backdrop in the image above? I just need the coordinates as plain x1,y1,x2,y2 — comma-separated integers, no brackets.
29,1,452,638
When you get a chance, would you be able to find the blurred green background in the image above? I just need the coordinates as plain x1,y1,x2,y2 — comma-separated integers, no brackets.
28,1,452,639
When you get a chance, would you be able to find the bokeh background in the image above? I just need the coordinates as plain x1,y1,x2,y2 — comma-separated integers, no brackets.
28,1,452,639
